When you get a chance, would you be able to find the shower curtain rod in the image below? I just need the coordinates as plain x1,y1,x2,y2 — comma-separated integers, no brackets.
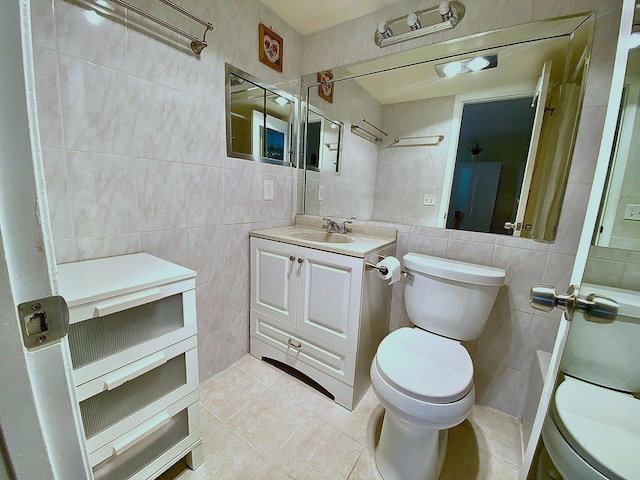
108,0,213,54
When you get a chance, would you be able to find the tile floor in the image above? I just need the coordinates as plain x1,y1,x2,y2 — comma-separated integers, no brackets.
161,354,523,480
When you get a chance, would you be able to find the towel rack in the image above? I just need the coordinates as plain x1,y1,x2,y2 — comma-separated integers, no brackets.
351,119,388,144
107,0,213,54
390,135,444,147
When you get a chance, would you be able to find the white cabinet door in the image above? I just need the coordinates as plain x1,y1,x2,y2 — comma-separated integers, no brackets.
296,247,363,352
251,237,298,326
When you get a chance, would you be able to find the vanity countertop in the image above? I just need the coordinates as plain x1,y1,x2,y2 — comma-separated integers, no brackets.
250,218,396,258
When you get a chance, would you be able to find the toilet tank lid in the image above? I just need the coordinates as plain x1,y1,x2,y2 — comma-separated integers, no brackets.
402,253,505,286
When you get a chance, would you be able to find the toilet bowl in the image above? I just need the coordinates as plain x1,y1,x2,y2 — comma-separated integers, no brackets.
370,253,505,480
542,376,640,480
541,283,640,480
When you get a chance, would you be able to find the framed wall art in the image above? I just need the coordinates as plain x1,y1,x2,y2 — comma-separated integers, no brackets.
317,70,334,103
259,23,283,72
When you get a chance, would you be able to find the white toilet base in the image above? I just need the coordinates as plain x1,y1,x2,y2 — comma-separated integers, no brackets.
375,412,448,480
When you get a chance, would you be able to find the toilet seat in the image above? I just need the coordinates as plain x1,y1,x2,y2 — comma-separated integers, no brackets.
550,376,640,480
375,328,473,403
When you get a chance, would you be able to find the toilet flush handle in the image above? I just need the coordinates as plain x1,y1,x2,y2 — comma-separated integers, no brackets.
529,285,618,323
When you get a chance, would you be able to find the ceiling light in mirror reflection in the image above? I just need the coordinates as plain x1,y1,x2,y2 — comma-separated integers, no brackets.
435,54,498,77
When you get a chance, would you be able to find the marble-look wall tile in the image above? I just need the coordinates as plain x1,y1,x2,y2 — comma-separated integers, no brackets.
55,0,127,72
446,239,495,267
139,229,190,269
67,151,138,237
32,46,64,149
187,226,226,285
76,233,141,260
129,77,183,162
492,246,548,313
54,239,79,265
198,319,250,380
134,158,186,231
30,0,57,49
181,96,223,166
58,55,134,156
184,164,224,228
196,278,227,338
41,148,74,241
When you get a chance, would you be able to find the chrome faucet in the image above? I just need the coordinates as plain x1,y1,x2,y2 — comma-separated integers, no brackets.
323,217,352,234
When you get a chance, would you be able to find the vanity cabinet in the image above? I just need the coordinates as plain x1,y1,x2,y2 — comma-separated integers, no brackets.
250,236,394,410
58,253,203,480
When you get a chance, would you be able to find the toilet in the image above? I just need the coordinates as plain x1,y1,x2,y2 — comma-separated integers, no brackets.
541,283,640,480
370,253,505,480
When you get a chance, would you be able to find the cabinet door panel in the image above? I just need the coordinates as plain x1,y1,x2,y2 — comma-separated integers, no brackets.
297,247,363,352
251,238,298,326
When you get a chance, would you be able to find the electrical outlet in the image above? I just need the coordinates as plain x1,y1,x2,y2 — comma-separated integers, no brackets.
264,179,274,201
318,185,324,201
624,204,640,221
422,193,436,206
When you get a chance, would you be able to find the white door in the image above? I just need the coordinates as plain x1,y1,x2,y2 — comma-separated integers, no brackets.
511,60,552,237
0,2,90,478
296,247,363,352
251,237,298,326
520,1,634,476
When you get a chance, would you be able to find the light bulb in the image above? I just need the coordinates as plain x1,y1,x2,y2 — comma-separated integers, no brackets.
467,57,490,71
407,13,421,31
439,1,453,21
377,22,393,38
442,61,463,77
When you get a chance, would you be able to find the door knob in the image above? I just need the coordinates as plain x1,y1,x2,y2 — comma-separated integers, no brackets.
529,285,618,323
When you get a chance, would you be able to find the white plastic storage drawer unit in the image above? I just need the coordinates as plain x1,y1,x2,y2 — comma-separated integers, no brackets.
58,253,203,480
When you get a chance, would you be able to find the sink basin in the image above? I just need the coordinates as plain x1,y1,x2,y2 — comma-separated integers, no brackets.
290,230,354,244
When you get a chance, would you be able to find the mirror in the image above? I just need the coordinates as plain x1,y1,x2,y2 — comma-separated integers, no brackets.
523,24,640,479
300,14,594,241
305,106,343,173
594,48,640,251
225,64,296,166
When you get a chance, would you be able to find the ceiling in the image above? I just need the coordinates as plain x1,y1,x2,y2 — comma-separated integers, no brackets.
259,0,405,35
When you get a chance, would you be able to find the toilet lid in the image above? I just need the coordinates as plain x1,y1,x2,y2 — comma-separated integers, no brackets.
553,377,640,480
375,328,473,403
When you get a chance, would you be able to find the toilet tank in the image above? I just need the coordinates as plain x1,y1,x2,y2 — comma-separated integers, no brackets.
561,283,640,394
403,253,505,341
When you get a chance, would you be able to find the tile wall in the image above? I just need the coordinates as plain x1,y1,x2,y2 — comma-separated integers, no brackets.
302,0,623,417
31,0,302,381
584,246,640,290
32,0,624,418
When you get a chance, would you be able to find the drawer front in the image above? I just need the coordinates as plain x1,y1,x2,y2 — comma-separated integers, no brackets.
71,290,197,386
251,311,355,385
80,344,198,454
91,399,200,479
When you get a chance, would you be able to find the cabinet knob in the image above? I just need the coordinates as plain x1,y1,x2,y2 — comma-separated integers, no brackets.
297,257,304,264
289,255,295,261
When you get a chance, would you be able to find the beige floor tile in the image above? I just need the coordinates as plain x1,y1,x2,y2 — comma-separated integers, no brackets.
199,366,268,421
270,371,327,412
272,413,364,480
198,424,268,480
347,448,384,480
440,433,520,480
226,387,315,457
235,354,284,386
254,463,293,480
449,404,523,466
313,393,384,444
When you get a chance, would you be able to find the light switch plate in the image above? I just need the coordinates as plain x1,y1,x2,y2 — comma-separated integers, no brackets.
624,204,640,221
318,185,324,201
264,180,274,201
423,193,436,206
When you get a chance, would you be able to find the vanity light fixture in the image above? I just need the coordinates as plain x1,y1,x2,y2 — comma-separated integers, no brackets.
435,53,498,77
374,1,465,47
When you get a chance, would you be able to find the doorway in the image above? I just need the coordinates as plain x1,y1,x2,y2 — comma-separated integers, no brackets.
446,97,536,233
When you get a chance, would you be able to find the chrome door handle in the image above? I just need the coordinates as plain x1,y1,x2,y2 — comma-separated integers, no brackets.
529,285,618,323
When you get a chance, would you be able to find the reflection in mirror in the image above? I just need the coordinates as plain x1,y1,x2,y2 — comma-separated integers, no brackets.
305,106,343,173
225,64,296,165
595,48,640,251
524,31,640,480
300,14,594,241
